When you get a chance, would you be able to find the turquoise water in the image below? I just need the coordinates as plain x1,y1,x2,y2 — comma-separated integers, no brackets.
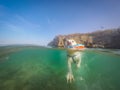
0,47,120,90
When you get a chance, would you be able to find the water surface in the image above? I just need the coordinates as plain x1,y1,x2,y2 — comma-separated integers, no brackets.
0,46,120,90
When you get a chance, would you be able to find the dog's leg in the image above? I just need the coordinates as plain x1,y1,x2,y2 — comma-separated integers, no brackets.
73,52,82,68
76,53,82,68
66,57,74,83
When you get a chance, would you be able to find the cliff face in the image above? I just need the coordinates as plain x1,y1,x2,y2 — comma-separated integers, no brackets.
48,28,120,49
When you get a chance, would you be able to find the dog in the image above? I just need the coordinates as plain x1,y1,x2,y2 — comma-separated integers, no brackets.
63,38,84,83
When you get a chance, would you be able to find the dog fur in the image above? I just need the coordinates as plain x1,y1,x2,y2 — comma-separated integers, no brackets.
64,38,83,83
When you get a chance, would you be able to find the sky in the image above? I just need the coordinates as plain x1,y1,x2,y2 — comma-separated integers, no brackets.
0,0,120,45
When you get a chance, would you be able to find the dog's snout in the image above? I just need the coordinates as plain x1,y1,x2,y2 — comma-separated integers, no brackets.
67,41,71,45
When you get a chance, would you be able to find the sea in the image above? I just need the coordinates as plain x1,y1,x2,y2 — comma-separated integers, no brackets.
0,46,120,90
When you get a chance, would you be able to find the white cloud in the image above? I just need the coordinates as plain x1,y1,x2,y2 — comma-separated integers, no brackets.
0,14,48,45
1,14,41,32
15,14,41,29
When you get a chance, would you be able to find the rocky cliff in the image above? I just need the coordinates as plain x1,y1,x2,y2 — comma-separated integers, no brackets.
48,28,120,49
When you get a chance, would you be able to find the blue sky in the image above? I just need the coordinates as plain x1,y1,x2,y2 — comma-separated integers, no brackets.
0,0,120,45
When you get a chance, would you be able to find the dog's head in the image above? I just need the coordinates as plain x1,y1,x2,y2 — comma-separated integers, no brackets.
64,38,77,48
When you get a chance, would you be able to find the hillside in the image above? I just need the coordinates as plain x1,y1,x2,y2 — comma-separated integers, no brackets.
48,28,120,49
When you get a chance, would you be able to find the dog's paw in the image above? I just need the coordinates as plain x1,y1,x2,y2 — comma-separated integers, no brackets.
66,73,74,83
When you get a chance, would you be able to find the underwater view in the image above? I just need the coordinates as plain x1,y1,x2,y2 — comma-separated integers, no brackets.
0,46,120,90
0,0,120,90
